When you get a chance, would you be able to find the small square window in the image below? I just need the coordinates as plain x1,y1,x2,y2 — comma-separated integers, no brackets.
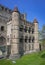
1,26,4,31
19,38,23,43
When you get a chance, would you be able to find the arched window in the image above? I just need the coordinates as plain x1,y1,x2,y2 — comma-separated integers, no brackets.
32,36,35,43
32,28,34,34
24,26,27,32
29,36,31,43
25,36,28,43
28,27,31,33
19,25,23,32
19,36,23,43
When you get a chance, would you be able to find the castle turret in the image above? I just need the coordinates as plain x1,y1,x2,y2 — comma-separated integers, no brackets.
33,19,39,51
11,7,20,58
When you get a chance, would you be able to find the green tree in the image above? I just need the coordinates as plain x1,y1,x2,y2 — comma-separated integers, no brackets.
39,25,45,49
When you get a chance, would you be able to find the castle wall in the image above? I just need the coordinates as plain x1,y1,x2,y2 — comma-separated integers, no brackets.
0,6,39,58
0,5,12,57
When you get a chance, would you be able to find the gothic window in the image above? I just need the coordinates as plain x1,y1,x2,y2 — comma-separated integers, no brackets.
25,36,28,43
29,36,31,43
32,28,34,34
28,27,31,33
32,37,35,43
19,25,23,32
1,26,4,31
24,26,27,32
19,36,23,43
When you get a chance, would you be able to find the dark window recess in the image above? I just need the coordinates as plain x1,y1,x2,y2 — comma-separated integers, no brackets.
28,27,31,33
32,29,34,34
32,37,35,43
19,25,23,31
19,27,23,31
29,37,31,43
1,26,4,31
25,36,28,43
19,38,23,43
2,7,4,10
7,45,11,57
24,26,27,32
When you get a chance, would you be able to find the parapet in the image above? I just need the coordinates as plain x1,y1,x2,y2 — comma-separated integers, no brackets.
0,4,12,13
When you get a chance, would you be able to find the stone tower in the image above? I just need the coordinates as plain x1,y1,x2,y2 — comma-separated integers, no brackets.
33,19,39,51
10,7,20,58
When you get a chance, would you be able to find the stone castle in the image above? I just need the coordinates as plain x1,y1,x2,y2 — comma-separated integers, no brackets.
0,5,39,59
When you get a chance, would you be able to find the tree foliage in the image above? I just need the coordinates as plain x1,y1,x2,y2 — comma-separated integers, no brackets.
39,25,45,50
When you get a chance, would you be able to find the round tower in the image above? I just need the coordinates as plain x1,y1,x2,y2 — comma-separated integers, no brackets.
33,19,39,51
11,7,20,59
12,7,20,25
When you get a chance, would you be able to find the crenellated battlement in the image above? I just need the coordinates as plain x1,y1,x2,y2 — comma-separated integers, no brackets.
0,4,12,14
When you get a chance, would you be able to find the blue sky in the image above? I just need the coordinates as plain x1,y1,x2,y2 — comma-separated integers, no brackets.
0,0,45,30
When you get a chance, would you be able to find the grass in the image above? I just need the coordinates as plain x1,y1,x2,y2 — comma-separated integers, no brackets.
0,51,45,65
